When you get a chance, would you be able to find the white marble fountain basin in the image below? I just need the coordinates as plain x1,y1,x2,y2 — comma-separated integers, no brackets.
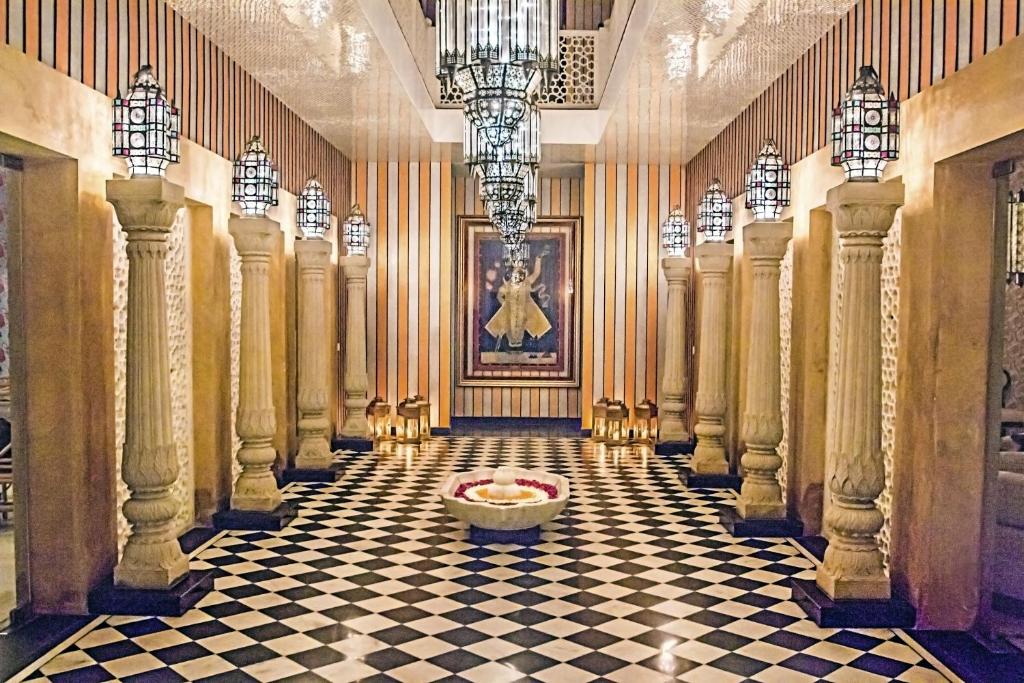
439,467,570,531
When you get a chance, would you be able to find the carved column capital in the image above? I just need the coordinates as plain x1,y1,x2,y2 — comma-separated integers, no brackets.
294,238,333,269
107,177,184,235
661,256,692,283
743,221,793,262
827,180,904,239
229,216,279,257
694,242,733,275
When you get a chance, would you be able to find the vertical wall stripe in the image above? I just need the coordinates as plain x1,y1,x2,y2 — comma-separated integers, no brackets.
686,0,1023,212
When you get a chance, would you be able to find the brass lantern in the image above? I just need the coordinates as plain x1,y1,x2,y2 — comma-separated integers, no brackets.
592,397,609,442
414,394,432,441
633,399,658,445
606,400,630,447
396,398,421,444
366,397,391,442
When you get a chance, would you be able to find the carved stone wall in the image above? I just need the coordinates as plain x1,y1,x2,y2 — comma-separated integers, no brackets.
878,208,902,571
113,209,195,554
777,241,793,498
229,243,243,480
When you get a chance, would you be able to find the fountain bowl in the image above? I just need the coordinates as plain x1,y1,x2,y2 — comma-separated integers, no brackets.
439,466,570,544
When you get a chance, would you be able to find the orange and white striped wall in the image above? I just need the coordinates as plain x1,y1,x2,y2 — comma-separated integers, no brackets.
350,160,689,429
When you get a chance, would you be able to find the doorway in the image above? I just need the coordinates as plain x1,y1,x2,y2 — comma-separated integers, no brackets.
0,155,23,631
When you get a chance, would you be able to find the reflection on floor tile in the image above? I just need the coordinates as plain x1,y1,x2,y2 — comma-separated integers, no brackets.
21,437,949,682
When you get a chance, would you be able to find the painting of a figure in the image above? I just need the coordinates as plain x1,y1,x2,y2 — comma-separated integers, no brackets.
457,218,581,387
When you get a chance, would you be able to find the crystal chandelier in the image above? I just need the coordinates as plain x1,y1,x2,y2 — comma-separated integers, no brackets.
436,0,559,246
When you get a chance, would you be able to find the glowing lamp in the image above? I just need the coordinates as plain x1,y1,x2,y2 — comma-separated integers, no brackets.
343,204,371,256
605,400,630,447
413,394,432,441
633,399,658,445
698,179,732,242
232,136,279,217
396,398,421,444
366,397,392,442
297,178,331,239
746,139,791,221
592,397,609,442
661,206,690,256
112,65,180,177
831,65,900,182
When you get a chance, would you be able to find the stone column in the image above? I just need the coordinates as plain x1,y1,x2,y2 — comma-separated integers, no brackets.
737,222,792,519
229,217,283,512
339,255,371,437
817,181,903,600
659,257,692,442
294,239,333,469
109,177,188,589
691,243,733,475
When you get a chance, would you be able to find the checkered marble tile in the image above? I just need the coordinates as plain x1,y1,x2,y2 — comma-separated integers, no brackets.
21,438,951,682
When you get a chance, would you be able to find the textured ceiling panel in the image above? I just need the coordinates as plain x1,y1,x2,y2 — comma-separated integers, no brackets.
170,0,855,164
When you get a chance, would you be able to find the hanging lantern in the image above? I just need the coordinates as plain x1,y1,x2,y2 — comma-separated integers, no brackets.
661,206,691,257
396,398,422,444
413,394,432,441
343,204,371,256
112,65,180,177
605,400,630,447
456,64,537,147
591,397,609,442
633,399,658,445
465,102,541,170
297,178,331,239
232,136,279,217
435,0,561,89
831,65,900,182
503,241,530,270
697,179,732,242
366,397,392,442
1009,190,1024,287
746,139,791,221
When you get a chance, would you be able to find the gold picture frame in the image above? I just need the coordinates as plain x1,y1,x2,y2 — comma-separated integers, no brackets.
455,216,582,387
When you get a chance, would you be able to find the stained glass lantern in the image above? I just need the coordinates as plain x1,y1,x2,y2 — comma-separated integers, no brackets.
697,179,732,242
633,399,658,445
605,400,630,447
746,139,791,221
396,398,421,444
435,0,561,89
343,204,371,256
831,65,900,182
366,397,392,442
112,65,180,177
1009,190,1024,287
297,178,331,239
591,397,609,442
413,394,432,441
661,206,690,256
232,136,279,217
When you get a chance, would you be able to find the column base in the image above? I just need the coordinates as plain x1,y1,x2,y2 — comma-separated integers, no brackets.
790,578,916,628
213,502,298,531
719,508,803,537
88,569,214,617
282,463,343,483
332,436,374,452
679,466,742,490
470,525,540,545
655,440,695,455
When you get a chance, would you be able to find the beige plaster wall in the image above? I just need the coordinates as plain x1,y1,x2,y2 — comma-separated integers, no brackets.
721,35,1024,628
0,44,342,612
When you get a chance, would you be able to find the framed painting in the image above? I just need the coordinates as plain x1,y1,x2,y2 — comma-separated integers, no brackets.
456,216,582,387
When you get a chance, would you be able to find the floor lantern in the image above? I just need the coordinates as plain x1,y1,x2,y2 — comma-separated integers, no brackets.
592,397,609,442
367,397,391,442
606,400,630,447
634,399,658,446
414,394,432,441
396,398,422,444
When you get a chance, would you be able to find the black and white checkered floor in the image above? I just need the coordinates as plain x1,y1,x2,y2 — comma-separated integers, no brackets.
18,438,954,682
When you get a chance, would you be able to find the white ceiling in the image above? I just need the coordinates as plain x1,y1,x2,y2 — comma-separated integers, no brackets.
168,0,855,164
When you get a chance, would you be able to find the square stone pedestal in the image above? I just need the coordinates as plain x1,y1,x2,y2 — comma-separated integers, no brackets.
88,569,214,617
679,466,742,490
791,578,916,628
213,502,298,531
719,508,803,537
283,464,343,483
332,436,374,453
655,440,695,455
470,526,541,545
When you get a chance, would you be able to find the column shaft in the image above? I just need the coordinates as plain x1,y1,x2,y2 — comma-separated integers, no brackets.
230,217,282,512
737,222,792,520
692,243,733,474
659,257,692,442
818,181,903,600
295,240,333,469
340,255,371,437
109,178,189,589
